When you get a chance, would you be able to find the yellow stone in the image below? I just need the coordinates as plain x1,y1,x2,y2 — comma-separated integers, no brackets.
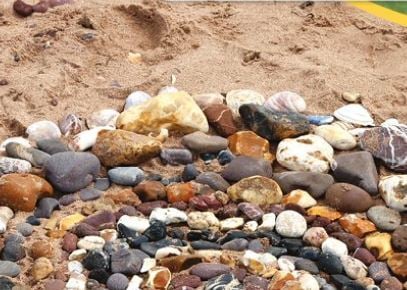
307,205,342,221
59,213,85,231
365,232,393,260
32,257,54,281
228,131,274,161
116,91,209,134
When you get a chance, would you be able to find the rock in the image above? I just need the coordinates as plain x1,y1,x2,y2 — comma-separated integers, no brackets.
63,233,78,253
137,201,167,216
220,217,244,231
189,193,222,211
325,183,373,212
59,194,78,206
149,207,187,225
87,109,119,129
321,237,348,257
0,207,13,234
171,274,202,289
190,263,231,280
0,157,31,175
387,253,407,278
273,171,334,198
144,220,166,241
127,275,143,290
77,236,105,250
339,214,377,238
0,261,21,277
227,176,282,205
0,277,14,290
318,253,343,274
341,255,367,279
392,226,407,252
282,190,316,208
34,197,59,218
314,125,356,150
258,213,276,231
379,175,407,211
238,202,263,220
276,134,334,173
0,137,31,154
192,93,224,110
70,126,114,151
16,222,33,236
117,91,209,134
92,130,161,167
106,188,141,207
307,205,342,221
167,182,196,203
239,104,310,141
0,174,53,211
6,142,50,167
226,89,265,118
302,227,328,247
181,131,228,154
297,246,320,261
264,91,306,113
44,152,100,193
146,266,171,289
333,152,378,195
217,150,235,166
159,255,203,273
124,91,151,110
334,104,374,126
59,113,84,137
342,92,361,103
26,120,61,143
30,240,53,259
32,257,54,281
353,248,376,266
360,125,407,172
95,177,110,191
106,273,129,290
82,250,110,270
365,232,393,260
79,188,102,201
160,148,193,165
188,211,219,230
367,206,401,231
195,172,230,191
37,138,70,155
65,272,86,290
307,115,334,126
275,210,307,238
118,215,150,233
133,181,166,202
44,279,65,290
72,223,99,237
111,248,143,275
182,164,199,181
381,277,403,290
108,167,144,186
228,131,273,160
330,232,361,252
294,259,319,274
368,261,390,282
222,156,273,182
59,213,85,231
68,260,83,273
203,104,237,137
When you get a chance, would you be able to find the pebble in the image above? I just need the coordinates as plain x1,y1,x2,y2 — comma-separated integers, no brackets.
276,134,334,173
182,131,228,153
220,217,244,231
339,214,376,238
226,89,265,118
149,207,187,224
95,177,110,191
325,183,373,212
307,115,334,125
16,222,33,236
127,275,143,290
298,246,321,261
146,266,171,289
195,172,230,191
228,130,274,161
0,277,14,290
190,263,231,280
58,113,84,137
106,273,129,290
108,167,144,186
238,202,264,220
44,152,100,193
77,236,105,250
282,189,317,208
0,137,31,153
66,272,87,290
222,156,273,182
188,211,219,230
26,120,61,143
144,220,166,241
392,225,407,252
353,248,376,266
334,104,374,126
368,261,391,282
26,215,40,226
44,279,66,290
182,164,199,181
59,194,78,206
118,215,150,233
192,92,224,109
171,274,202,289
36,138,70,155
0,261,21,277
331,232,362,251
30,240,53,259
379,175,407,211
0,207,13,234
275,210,307,238
32,257,54,281
365,232,393,260
79,188,102,201
205,273,243,289
387,253,407,278
2,235,25,262
380,277,403,290
204,104,237,137
124,91,151,110
59,213,85,231
321,237,348,257
63,233,78,253
367,205,401,231
70,126,114,151
82,250,110,270
342,92,361,103
68,260,83,273
302,227,328,247
318,253,343,274
6,142,51,167
34,197,59,218
294,258,319,274
264,91,306,113
341,255,367,279
160,148,193,165
258,213,276,231
111,248,143,274
314,124,357,150
87,109,119,128
0,157,31,175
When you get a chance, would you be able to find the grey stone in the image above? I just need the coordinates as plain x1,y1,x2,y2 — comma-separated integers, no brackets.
6,142,50,167
195,172,230,192
222,156,273,182
95,178,110,191
160,148,193,165
16,223,33,237
190,263,231,280
367,206,401,231
0,261,21,277
181,131,228,153
79,188,103,201
108,167,144,186
36,138,70,155
111,248,143,275
221,238,249,251
34,197,59,218
106,273,129,290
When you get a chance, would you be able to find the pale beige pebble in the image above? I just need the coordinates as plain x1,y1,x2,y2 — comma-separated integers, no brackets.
77,235,105,250
140,258,156,273
32,257,54,281
69,249,87,261
127,275,143,290
278,256,295,272
68,260,84,273
302,227,329,247
341,255,368,279
155,246,181,259
292,271,320,290
187,211,219,230
333,104,375,126
0,137,30,154
192,92,224,109
0,206,14,233
313,124,357,150
65,272,86,290
342,92,361,103
100,229,118,242
69,126,114,151
357,277,375,287
26,120,61,143
379,175,407,212
226,89,265,118
59,213,85,231
220,217,245,231
86,109,120,129
128,52,142,64
241,250,277,268
258,213,276,231
117,215,150,233
321,237,348,257
282,189,317,208
243,221,258,232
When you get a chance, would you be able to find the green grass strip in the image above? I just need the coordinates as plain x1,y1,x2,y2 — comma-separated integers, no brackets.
373,1,407,14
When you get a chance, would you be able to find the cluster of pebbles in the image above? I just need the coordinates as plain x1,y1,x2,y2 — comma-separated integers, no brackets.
0,88,406,290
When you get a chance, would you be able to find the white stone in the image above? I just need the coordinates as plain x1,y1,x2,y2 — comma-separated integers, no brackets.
127,275,143,290
293,271,320,290
0,137,30,154
220,217,244,231
192,93,224,109
69,249,87,261
158,86,178,95
187,211,219,230
118,215,150,233
284,190,317,208
341,255,367,279
321,237,348,257
26,120,61,143
0,156,32,174
302,227,328,248
100,229,118,242
66,272,87,290
275,210,307,238
242,250,277,267
68,260,83,273
77,236,105,250
69,126,114,151
278,256,295,272
314,124,357,150
140,258,156,273
379,175,407,212
334,104,374,126
226,89,265,118
125,91,152,110
243,221,258,232
276,134,335,173
381,118,399,127
87,109,119,129
258,213,276,231
149,208,187,225
155,246,181,259
0,207,13,234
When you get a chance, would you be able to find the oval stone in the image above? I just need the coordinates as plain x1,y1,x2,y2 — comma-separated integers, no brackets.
325,183,373,212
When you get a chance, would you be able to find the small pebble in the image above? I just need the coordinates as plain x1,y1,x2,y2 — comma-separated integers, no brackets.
16,222,33,236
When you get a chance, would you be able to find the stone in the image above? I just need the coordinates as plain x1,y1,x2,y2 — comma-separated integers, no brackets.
124,91,151,110
69,126,114,151
297,246,320,261
26,120,61,143
195,172,230,192
379,175,407,211
331,232,362,252
34,197,59,218
171,274,202,289
137,201,167,216
118,215,150,233
68,260,83,273
318,253,343,274
160,148,193,165
106,188,141,207
149,207,187,225
273,171,334,198
302,227,328,247
294,259,319,274
228,131,273,161
192,93,224,110
275,210,307,238
95,178,110,191
220,217,245,231
44,279,66,290
258,213,276,231
111,248,143,275
342,92,361,103
87,109,119,129
59,213,85,231
203,104,237,137
167,182,196,203
276,134,334,173
189,193,222,211
63,233,78,253
381,277,403,290
106,273,129,290
159,254,203,273
187,211,219,230
264,91,307,113
59,113,84,137
387,253,407,278
222,238,249,251
92,129,161,167
79,188,102,201
190,263,231,280
108,167,144,186
368,261,391,282
227,176,282,205
0,137,30,154
360,125,407,172
226,89,265,118
127,275,143,290
26,215,40,226
72,223,99,237
30,240,53,259
314,124,357,150
341,255,367,279
144,220,166,241
0,157,31,175
222,156,273,182
65,272,86,290
182,164,199,181
333,152,378,195
0,207,13,234
44,152,100,193
339,214,377,238
267,271,295,290
117,91,209,134
0,261,20,277
82,250,110,270
307,205,342,221
146,266,171,289
182,131,228,153
238,202,263,220
365,232,393,260
367,206,401,231
0,174,53,211
6,142,50,167
32,257,54,281
239,104,310,141
321,237,348,257
325,183,373,212
36,138,70,155
77,236,105,250
392,225,407,252
282,190,317,208
59,194,78,206
353,248,376,266
133,181,166,202
16,222,33,236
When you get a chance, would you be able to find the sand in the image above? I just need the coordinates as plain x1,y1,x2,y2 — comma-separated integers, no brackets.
0,0,407,288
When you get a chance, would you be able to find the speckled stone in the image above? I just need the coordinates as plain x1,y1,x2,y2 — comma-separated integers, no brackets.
367,206,401,231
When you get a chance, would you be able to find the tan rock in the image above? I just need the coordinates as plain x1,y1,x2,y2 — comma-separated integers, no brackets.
59,213,86,231
339,214,376,238
105,188,141,206
365,232,393,260
30,241,53,259
32,257,54,281
387,253,407,278
116,91,209,134
228,131,274,161
307,206,342,221
282,189,317,208
92,129,161,167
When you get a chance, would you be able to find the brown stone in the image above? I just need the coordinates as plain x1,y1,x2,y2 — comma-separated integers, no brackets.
133,181,166,202
62,233,78,253
391,225,407,252
137,201,168,216
105,188,141,206
203,104,237,137
158,255,203,273
30,241,53,259
47,230,66,239
380,277,403,290
325,183,373,212
170,274,202,289
44,279,66,290
339,214,377,238
388,253,407,278
353,248,376,266
92,129,161,167
228,131,274,161
306,206,342,221
167,182,196,203
32,257,54,281
0,173,53,211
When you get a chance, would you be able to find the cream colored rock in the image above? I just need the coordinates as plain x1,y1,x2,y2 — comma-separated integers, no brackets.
243,221,258,232
87,109,119,129
140,258,156,273
26,121,61,143
226,89,265,118
127,275,143,290
69,126,114,151
116,91,209,134
314,124,357,150
77,236,105,250
282,189,317,208
68,249,87,261
0,207,13,234
66,272,86,290
0,137,30,155
276,134,335,173
187,211,219,230
258,213,276,231
192,93,224,109
241,250,277,268
220,217,244,231
341,255,367,279
342,92,361,103
117,215,150,233
379,175,407,211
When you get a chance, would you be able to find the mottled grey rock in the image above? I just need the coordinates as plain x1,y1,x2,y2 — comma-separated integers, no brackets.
0,261,21,277
16,223,33,237
95,178,110,191
79,188,103,201
111,248,143,275
106,273,129,290
36,138,70,155
108,167,144,186
6,142,50,167
367,206,401,231
222,156,273,182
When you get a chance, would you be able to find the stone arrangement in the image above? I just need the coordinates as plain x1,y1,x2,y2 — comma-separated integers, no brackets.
0,88,406,290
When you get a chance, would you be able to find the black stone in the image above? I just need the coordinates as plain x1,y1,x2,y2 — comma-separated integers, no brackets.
1,238,25,262
143,220,167,241
294,258,319,274
298,246,321,261
217,150,235,165
129,235,149,249
343,281,366,290
256,230,282,246
187,230,220,242
218,231,250,244
145,173,162,181
200,152,217,164
82,250,110,270
330,274,352,288
318,253,343,274
279,238,303,255
167,228,185,240
267,247,288,258
190,240,221,250
26,215,41,226
182,164,199,182
88,269,110,284
0,277,15,290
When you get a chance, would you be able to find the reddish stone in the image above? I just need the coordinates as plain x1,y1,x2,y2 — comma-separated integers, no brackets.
331,232,363,251
189,194,222,211
167,183,196,203
170,274,202,288
105,188,141,206
30,241,53,259
133,181,166,202
82,210,116,229
62,233,77,253
137,201,168,216
228,131,274,160
238,202,264,221
339,214,377,238
203,104,237,137
353,248,376,266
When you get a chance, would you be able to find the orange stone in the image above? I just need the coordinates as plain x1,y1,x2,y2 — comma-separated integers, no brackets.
0,173,53,211
105,188,141,206
268,271,296,290
166,182,196,203
30,241,53,259
387,253,407,278
339,214,377,238
228,131,274,161
307,206,342,221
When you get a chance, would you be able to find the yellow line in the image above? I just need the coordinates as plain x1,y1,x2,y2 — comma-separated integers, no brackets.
348,2,407,26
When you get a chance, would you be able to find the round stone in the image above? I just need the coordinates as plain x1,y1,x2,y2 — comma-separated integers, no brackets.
106,273,129,290
391,225,407,252
368,262,390,283
321,237,348,257
325,183,373,213
16,222,33,236
367,206,401,231
302,227,328,248
275,210,307,238
318,253,343,274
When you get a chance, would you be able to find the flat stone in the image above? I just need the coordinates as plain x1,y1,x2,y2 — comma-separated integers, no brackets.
195,172,230,192
204,104,237,137
228,131,274,160
79,188,103,201
160,148,193,165
392,225,407,252
326,183,373,212
111,248,143,275
0,157,31,175
6,142,50,167
108,167,144,186
367,206,401,231
190,263,231,280
339,214,377,238
222,156,273,182
37,138,70,155
0,261,21,277
314,124,356,150
182,131,228,153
